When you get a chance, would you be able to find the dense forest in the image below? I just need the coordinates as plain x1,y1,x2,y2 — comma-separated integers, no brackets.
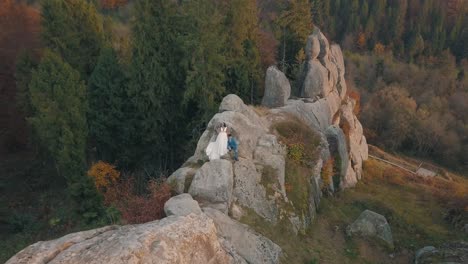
0,0,467,261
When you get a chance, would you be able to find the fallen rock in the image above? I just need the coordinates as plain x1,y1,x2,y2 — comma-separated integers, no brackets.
164,193,202,217
346,210,394,249
414,242,468,264
262,66,291,108
203,207,282,264
189,159,234,213
6,214,236,264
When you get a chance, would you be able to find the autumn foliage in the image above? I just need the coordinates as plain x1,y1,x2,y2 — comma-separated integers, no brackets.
88,161,172,224
88,161,121,189
0,0,41,73
105,178,172,224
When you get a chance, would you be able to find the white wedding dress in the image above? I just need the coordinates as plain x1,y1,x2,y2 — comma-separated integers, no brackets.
206,127,228,160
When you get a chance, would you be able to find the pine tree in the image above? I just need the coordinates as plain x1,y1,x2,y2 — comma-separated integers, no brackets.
128,0,187,169
41,0,105,78
28,50,103,222
15,51,37,116
182,0,227,119
277,0,312,76
88,46,128,163
225,0,263,104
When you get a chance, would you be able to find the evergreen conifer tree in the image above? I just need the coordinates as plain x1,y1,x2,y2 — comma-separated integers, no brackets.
28,50,103,222
182,0,227,120
41,0,105,78
88,46,128,163
128,0,187,169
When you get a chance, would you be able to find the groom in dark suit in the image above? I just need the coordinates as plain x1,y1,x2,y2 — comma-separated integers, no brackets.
227,134,238,161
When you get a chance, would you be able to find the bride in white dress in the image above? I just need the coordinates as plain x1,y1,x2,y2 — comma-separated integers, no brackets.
205,123,229,160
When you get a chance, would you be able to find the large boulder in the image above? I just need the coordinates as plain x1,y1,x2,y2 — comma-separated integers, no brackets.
305,34,320,60
164,193,202,217
188,159,234,213
262,66,291,108
6,214,236,264
414,242,468,264
219,94,265,127
301,59,330,99
346,210,394,249
203,207,282,264
167,167,197,194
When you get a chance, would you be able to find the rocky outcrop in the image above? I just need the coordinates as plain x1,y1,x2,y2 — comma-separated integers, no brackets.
262,66,291,107
346,210,394,249
6,214,236,264
414,242,468,264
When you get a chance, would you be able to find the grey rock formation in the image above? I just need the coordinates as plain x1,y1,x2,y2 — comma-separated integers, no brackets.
6,214,236,264
305,34,320,60
232,159,278,223
203,207,282,264
164,193,202,217
414,242,468,264
346,210,394,249
340,99,367,182
188,160,234,213
301,59,330,98
167,167,197,194
262,66,291,108
325,125,349,188
330,44,347,99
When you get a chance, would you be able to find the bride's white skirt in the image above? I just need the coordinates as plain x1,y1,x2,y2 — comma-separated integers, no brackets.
205,132,228,160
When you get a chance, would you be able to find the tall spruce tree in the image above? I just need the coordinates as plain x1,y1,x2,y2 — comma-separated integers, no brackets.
277,0,312,76
182,0,227,121
88,46,128,163
41,0,105,78
224,0,263,104
28,50,103,222
128,0,187,169
15,51,37,116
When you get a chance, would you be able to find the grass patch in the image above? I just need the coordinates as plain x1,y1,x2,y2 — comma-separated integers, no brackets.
285,161,311,217
272,115,321,167
242,155,467,264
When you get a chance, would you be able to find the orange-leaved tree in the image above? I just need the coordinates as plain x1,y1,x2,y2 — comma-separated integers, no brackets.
88,161,120,190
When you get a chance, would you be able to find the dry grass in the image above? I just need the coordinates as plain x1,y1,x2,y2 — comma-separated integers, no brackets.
272,114,320,166
240,157,467,264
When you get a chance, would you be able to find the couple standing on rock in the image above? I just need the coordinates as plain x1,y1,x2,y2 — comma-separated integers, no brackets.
205,122,238,161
